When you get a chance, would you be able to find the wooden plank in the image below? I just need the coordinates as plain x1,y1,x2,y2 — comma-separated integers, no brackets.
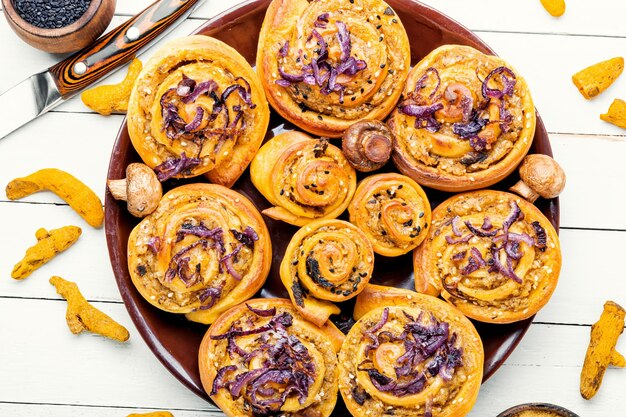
537,228,626,326
113,0,626,39
0,204,120,302
8,0,626,38
1,115,625,231
0,112,119,205
477,30,626,137
424,0,626,38
1,299,623,414
550,134,626,231
1,202,625,325
0,403,221,417
0,298,214,411
477,363,623,417
2,114,626,231
3,4,626,138
0,16,201,114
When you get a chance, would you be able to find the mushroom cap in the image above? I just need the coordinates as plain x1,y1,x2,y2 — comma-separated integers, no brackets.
518,154,566,199
126,163,163,217
342,120,393,172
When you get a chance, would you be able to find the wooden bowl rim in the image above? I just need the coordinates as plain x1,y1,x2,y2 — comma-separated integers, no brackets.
2,0,107,39
497,402,580,417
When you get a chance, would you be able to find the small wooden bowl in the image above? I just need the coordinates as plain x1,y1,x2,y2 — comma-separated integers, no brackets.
498,403,580,417
1,0,116,54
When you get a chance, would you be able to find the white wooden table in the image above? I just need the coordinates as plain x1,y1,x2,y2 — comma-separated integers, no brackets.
1,1,625,416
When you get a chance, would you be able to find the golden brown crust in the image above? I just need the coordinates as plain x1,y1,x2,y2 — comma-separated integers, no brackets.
280,219,374,327
127,35,269,187
199,298,341,417
414,190,561,323
127,184,271,324
250,131,357,226
340,287,483,417
257,0,410,137
348,173,431,257
388,45,535,192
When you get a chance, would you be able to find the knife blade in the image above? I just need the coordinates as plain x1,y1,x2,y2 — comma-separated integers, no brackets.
0,0,205,141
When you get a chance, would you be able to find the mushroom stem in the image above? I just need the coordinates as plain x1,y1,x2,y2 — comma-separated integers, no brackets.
509,180,539,203
363,134,392,163
107,179,128,201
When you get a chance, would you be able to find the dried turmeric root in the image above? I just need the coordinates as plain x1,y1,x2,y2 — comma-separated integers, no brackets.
600,99,626,130
572,57,624,99
127,412,174,417
12,226,81,280
540,0,565,17
6,168,104,228
81,58,142,115
50,276,130,342
580,300,625,400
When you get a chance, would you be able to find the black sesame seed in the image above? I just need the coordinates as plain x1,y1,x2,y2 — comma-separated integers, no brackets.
15,0,91,29
280,189,285,195
379,36,384,42
317,115,323,120
419,212,425,218
392,18,398,23
380,64,386,68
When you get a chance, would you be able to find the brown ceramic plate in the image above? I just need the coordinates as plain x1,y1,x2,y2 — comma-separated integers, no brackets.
105,0,560,408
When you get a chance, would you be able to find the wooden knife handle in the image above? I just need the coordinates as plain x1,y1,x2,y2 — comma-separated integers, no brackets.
48,0,201,99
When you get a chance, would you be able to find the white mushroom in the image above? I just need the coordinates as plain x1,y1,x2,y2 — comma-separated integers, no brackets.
107,163,162,217
510,154,566,203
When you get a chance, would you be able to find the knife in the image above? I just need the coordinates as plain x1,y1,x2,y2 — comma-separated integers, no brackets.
0,0,206,140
